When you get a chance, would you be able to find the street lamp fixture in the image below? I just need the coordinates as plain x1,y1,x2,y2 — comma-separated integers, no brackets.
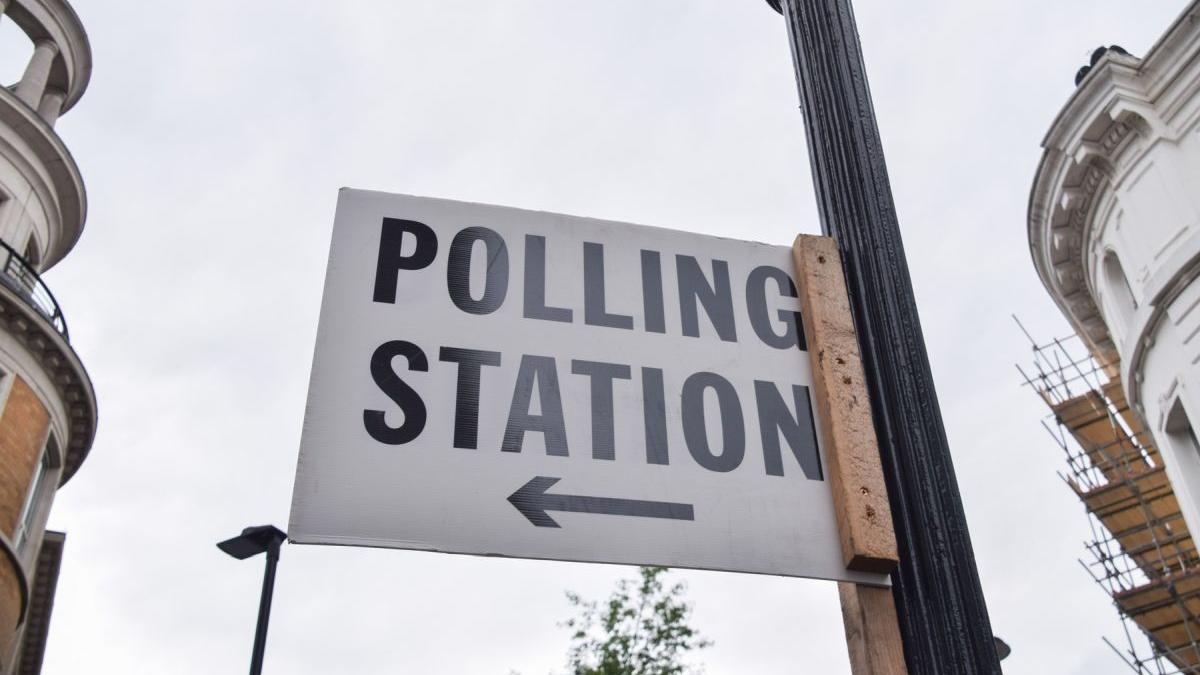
218,525,287,675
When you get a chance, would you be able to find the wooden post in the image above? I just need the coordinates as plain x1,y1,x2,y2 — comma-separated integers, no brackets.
839,582,908,675
794,234,907,674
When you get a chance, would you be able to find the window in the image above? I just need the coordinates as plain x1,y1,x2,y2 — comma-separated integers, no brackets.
14,434,58,551
0,369,11,419
22,234,39,271
1165,398,1200,518
1102,250,1138,328
1166,400,1200,455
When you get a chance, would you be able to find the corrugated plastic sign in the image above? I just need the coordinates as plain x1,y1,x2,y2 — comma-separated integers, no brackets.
288,188,886,585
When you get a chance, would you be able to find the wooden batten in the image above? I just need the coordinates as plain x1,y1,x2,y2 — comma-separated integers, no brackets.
792,234,898,573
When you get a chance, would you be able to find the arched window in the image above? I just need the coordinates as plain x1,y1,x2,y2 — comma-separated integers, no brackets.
1167,399,1200,454
1166,399,1200,500
23,234,40,271
1102,250,1137,326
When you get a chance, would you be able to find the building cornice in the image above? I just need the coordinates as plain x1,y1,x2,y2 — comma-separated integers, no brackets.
0,86,86,268
0,284,94,484
1028,2,1200,373
15,531,62,675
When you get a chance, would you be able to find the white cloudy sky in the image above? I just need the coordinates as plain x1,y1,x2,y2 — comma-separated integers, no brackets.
6,0,1192,673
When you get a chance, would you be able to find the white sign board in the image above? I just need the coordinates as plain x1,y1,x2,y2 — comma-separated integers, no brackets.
289,189,886,585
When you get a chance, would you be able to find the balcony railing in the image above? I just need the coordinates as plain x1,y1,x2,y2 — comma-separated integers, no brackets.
0,239,67,339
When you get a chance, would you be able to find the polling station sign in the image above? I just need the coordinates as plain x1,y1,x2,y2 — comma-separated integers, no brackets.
288,189,886,585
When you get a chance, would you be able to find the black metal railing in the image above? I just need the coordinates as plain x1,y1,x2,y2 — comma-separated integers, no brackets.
0,238,67,339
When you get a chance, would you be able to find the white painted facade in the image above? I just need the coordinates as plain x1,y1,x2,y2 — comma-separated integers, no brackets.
1029,1,1200,538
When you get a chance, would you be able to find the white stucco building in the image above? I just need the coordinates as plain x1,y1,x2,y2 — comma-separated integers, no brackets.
1028,2,1200,667
1030,2,1200,540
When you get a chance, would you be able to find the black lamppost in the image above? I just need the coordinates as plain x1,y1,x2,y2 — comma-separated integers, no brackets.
761,0,1001,672
218,525,288,675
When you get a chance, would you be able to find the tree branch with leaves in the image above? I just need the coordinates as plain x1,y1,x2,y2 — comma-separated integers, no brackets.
561,567,711,675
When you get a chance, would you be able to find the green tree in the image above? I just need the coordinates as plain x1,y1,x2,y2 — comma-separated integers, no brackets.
561,566,711,675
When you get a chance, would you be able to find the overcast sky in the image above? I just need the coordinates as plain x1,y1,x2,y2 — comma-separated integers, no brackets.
8,1,1192,673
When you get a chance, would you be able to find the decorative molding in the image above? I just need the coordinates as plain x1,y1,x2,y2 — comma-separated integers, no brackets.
1029,6,1200,389
0,284,93,484
1122,243,1200,415
1157,379,1181,431
15,531,63,675
0,87,85,269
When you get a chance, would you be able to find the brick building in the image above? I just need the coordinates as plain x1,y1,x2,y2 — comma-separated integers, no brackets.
0,1,95,672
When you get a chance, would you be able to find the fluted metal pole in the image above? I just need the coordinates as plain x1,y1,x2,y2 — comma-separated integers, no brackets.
764,0,1001,672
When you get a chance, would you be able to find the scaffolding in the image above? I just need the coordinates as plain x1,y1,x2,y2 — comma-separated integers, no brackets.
1018,318,1200,673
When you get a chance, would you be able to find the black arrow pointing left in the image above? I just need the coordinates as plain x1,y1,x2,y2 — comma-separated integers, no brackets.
507,476,696,528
